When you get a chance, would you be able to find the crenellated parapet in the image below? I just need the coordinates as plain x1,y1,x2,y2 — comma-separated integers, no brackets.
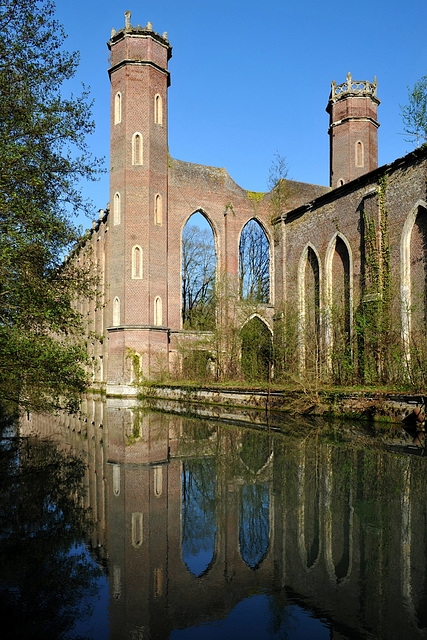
329,72,379,103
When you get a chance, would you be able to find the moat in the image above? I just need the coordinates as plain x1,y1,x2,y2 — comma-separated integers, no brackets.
1,397,427,639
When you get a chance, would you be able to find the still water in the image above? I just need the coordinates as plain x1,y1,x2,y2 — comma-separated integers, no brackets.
1,397,427,639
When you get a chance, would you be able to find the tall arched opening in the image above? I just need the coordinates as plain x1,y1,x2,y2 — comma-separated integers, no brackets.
239,219,270,303
181,211,216,330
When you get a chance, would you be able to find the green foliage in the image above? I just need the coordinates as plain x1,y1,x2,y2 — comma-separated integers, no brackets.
400,73,427,147
0,0,102,412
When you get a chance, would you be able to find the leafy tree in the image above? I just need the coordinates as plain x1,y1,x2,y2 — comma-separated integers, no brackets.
0,0,102,412
182,220,216,330
400,73,427,147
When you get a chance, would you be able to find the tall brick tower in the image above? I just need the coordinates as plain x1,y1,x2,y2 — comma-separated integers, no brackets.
327,73,380,188
107,12,172,383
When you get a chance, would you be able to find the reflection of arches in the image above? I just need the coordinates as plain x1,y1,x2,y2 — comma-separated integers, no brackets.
182,211,216,330
181,458,216,577
239,483,270,570
112,464,121,496
325,233,352,375
131,512,143,547
401,201,427,363
132,132,143,165
154,465,163,497
132,245,143,279
298,244,321,373
240,315,273,381
154,296,162,326
239,218,270,303
324,446,354,584
113,297,120,327
114,92,122,124
297,441,321,570
154,93,163,125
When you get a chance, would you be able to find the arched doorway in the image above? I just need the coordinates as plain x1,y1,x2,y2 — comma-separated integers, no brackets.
240,317,273,381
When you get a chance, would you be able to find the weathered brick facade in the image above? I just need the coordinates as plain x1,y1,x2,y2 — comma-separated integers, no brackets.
79,13,427,390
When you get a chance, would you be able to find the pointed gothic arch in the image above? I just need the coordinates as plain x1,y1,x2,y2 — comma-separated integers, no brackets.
132,132,143,165
239,218,271,303
131,245,143,279
114,91,122,124
401,200,427,368
181,211,216,330
240,315,273,381
154,93,163,125
325,232,353,379
112,296,120,327
298,244,321,374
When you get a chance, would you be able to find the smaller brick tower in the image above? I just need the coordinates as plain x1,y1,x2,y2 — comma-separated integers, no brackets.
327,73,380,188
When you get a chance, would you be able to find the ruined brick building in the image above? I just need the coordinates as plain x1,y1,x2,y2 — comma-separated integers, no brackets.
80,12,427,392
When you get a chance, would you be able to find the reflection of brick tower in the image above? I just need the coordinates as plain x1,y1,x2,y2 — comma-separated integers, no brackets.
327,73,380,188
107,12,172,382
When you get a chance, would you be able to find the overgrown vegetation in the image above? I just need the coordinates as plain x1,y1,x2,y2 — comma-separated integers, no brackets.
0,0,102,412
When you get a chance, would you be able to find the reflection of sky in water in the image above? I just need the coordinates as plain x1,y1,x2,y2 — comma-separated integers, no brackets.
182,461,216,576
239,484,269,569
66,544,110,640
170,594,330,639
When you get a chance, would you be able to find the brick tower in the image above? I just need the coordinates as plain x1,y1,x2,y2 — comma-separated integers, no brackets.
106,12,172,383
327,73,380,188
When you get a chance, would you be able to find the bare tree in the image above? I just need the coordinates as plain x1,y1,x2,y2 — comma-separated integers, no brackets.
239,219,270,303
182,223,216,329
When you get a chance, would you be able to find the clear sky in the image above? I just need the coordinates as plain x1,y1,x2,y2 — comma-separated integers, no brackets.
53,0,427,228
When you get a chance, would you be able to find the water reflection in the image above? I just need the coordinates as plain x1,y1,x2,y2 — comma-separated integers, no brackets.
6,397,427,638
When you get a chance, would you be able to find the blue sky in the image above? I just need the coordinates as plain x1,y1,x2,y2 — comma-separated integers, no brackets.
54,0,427,228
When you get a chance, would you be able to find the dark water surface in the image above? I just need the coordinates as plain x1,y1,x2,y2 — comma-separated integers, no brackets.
1,398,427,639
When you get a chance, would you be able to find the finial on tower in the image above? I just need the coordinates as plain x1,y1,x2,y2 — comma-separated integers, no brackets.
124,11,132,29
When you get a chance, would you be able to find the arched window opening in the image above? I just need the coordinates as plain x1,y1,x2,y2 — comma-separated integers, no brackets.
239,219,270,303
113,192,121,226
132,132,143,165
240,317,273,381
299,246,320,375
182,458,216,577
154,93,163,125
132,245,143,279
182,211,216,330
114,92,122,125
113,296,120,327
329,448,353,582
355,141,364,167
329,236,351,383
155,194,162,226
403,206,427,381
154,296,162,326
337,179,345,187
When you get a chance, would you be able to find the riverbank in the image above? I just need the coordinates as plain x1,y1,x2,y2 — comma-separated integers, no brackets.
104,382,425,425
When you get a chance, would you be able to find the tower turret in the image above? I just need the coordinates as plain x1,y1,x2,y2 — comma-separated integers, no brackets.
327,73,380,188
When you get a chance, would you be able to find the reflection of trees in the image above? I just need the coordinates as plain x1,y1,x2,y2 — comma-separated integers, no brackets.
239,483,269,569
0,436,100,639
182,458,216,576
